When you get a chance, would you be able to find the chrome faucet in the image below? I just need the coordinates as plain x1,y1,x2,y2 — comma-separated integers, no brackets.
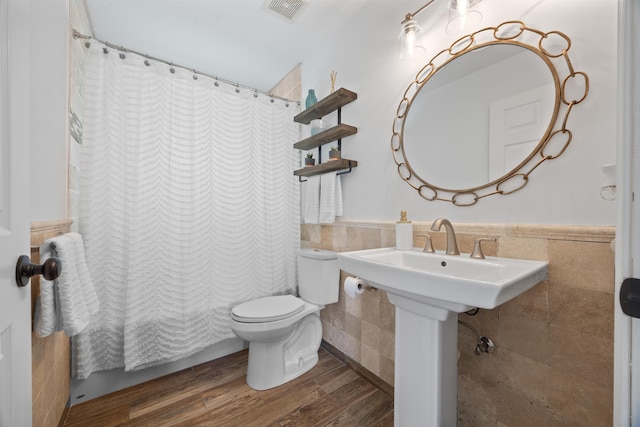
430,218,460,255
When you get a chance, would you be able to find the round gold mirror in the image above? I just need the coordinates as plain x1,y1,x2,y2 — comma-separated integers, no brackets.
391,21,589,206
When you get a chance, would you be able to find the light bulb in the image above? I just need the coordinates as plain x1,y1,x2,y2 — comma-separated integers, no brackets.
405,28,416,45
445,0,482,36
455,0,471,14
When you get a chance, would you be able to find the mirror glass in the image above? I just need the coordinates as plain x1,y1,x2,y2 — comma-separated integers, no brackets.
403,44,555,190
392,22,589,205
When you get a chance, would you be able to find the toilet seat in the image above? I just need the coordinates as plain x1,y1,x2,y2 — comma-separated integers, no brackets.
232,295,305,323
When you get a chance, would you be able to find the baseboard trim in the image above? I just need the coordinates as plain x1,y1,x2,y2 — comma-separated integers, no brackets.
320,339,394,398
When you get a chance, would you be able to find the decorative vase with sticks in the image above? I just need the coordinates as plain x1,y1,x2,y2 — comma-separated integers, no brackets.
330,71,337,94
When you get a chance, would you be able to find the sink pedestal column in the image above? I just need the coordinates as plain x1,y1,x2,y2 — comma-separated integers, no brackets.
388,293,462,427
336,247,548,426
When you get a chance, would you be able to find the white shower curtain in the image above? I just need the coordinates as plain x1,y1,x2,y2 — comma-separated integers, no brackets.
74,42,300,379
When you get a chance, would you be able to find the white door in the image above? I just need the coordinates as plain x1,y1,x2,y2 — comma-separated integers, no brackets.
0,1,32,426
615,1,640,426
488,83,555,181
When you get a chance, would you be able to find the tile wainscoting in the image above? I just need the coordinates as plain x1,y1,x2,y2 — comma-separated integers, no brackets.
302,221,615,426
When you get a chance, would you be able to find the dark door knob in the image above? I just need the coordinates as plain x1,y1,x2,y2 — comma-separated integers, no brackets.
15,255,62,287
621,278,640,318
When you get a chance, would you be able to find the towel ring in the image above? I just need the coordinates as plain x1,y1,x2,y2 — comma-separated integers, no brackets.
15,255,62,287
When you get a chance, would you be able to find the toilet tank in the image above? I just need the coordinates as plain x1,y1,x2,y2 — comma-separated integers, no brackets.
297,248,339,305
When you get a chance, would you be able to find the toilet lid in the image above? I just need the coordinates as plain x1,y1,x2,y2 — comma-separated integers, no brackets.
232,295,305,323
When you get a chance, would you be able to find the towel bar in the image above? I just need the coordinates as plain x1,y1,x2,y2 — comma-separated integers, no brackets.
30,232,65,251
297,160,355,183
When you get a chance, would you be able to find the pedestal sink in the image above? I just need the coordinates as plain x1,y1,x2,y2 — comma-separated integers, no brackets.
337,247,548,427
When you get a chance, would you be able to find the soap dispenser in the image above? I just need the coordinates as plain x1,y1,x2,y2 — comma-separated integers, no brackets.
396,210,413,251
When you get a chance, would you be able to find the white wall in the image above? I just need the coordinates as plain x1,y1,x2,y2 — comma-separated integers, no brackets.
30,0,69,222
26,0,617,226
301,0,617,225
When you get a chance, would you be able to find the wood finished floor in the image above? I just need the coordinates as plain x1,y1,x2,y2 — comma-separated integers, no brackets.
63,348,394,426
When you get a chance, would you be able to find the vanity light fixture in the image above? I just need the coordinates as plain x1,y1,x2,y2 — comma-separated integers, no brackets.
399,0,483,59
399,8,427,60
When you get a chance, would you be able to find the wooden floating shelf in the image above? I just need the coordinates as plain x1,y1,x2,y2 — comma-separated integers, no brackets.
293,124,358,151
294,88,358,125
294,159,358,177
293,88,357,180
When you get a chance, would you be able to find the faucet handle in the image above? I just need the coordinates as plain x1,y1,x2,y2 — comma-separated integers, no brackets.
470,237,497,259
419,235,435,253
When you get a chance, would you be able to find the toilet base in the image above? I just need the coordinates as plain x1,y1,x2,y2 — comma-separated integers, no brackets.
245,313,322,390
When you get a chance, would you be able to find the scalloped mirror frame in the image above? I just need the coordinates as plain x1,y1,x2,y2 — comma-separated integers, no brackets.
391,21,589,206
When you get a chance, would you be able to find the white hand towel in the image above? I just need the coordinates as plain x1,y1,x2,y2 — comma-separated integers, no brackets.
34,246,62,337
304,175,321,224
33,233,99,337
335,174,343,217
68,233,100,316
319,172,342,224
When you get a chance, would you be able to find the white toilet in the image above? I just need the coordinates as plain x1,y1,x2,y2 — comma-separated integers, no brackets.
230,248,339,390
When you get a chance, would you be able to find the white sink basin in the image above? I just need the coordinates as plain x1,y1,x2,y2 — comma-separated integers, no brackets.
337,246,548,426
337,247,548,313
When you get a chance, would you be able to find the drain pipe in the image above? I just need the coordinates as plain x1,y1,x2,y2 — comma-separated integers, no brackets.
458,320,495,355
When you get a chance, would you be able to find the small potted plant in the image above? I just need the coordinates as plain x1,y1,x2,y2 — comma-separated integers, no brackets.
329,146,341,160
305,152,315,167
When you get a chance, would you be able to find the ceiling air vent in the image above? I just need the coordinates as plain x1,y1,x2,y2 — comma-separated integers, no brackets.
262,0,309,23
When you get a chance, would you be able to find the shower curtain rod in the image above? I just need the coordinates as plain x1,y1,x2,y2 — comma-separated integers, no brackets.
72,29,297,105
